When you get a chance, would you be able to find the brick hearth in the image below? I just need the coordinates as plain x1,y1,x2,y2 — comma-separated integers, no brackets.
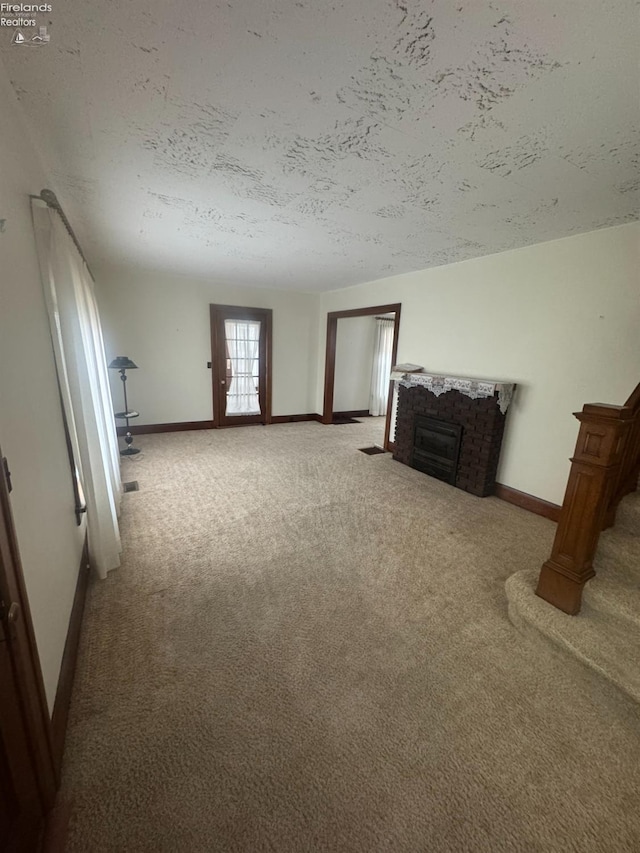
393,384,508,497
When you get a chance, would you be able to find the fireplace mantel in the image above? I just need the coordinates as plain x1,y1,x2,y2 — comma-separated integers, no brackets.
392,371,516,415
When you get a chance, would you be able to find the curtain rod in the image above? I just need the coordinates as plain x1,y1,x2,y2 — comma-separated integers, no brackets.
31,188,95,281
375,315,395,320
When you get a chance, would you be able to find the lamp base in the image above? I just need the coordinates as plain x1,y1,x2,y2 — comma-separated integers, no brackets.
120,447,141,456
121,429,140,456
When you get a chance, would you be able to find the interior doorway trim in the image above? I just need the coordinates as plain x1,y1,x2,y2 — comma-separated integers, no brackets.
322,303,401,449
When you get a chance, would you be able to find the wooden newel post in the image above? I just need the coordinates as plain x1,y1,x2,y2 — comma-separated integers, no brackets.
536,404,633,615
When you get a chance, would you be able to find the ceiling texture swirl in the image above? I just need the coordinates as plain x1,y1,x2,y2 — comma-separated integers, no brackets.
2,0,638,290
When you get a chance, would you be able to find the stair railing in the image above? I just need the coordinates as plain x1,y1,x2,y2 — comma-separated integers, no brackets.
535,381,640,615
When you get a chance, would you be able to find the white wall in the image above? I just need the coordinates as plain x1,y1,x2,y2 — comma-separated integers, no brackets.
333,316,375,412
96,266,320,422
316,224,640,505
0,64,86,711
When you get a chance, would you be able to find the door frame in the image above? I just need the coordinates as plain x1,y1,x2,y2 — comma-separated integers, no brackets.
322,303,402,450
0,450,58,846
209,304,273,428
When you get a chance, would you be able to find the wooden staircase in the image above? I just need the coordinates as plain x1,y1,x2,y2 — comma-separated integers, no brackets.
506,485,640,703
506,381,640,703
536,382,640,615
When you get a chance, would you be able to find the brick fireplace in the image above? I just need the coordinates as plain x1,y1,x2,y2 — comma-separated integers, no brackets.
392,374,514,497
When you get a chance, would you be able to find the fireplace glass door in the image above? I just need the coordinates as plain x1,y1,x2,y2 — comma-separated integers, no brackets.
411,416,462,484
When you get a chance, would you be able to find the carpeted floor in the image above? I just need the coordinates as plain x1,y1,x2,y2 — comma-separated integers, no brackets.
62,420,640,852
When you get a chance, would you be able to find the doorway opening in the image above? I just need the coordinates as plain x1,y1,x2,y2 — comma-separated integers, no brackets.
210,305,272,428
322,303,401,450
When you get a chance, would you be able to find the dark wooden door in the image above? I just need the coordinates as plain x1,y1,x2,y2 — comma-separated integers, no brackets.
0,629,43,851
0,454,57,851
210,305,272,427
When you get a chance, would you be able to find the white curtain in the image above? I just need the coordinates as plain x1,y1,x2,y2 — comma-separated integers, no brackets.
370,317,394,417
32,200,122,579
225,319,261,415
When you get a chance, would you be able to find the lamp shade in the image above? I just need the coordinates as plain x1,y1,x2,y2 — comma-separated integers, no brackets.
108,356,138,370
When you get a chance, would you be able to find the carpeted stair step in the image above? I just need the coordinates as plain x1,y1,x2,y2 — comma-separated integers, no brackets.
583,520,640,619
506,487,640,705
582,569,640,632
506,568,640,704
593,525,640,577
613,488,640,535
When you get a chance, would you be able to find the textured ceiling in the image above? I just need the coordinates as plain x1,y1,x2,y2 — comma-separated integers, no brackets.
2,0,638,291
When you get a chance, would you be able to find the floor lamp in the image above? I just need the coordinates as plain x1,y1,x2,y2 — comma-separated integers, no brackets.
108,356,140,456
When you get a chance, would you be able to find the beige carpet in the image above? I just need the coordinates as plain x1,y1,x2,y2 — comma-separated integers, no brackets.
62,420,640,852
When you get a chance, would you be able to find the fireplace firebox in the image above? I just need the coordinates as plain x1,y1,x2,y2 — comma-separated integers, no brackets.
412,416,462,485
